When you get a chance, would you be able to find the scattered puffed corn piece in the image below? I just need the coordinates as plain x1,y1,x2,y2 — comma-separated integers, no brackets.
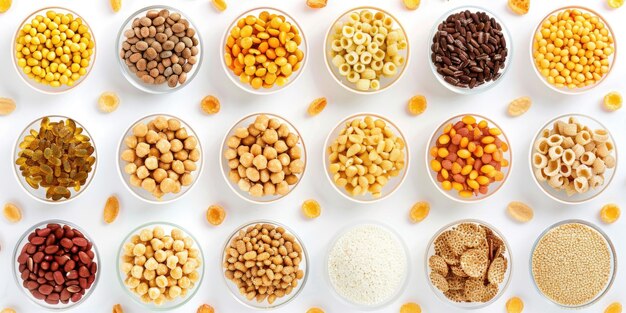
206,205,226,226
103,195,120,224
400,302,421,313
307,97,327,116
508,96,532,117
110,0,121,12
407,95,427,115
112,303,124,313
302,199,321,219
0,0,11,13
402,0,420,10
307,308,324,313
508,0,529,14
603,91,622,111
201,95,220,114
608,0,624,8
306,0,327,9
98,92,120,113
197,304,215,313
605,302,623,313
409,201,430,223
211,0,227,12
600,203,620,224
1,308,17,313
507,201,534,222
506,297,524,313
3,203,21,223
0,97,16,115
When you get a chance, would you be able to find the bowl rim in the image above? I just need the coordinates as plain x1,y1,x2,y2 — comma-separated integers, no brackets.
115,113,204,204
528,219,618,308
220,219,309,309
424,113,512,203
322,112,410,204
424,218,513,310
12,219,102,311
324,221,410,310
115,5,204,94
11,6,97,95
527,113,618,204
219,112,307,205
115,221,205,311
528,5,617,95
427,5,513,95
322,5,411,95
12,115,98,205
220,6,309,96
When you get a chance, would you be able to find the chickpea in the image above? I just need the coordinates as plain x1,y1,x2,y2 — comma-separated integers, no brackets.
180,173,193,186
130,174,142,187
267,159,283,173
133,124,149,137
289,159,304,174
160,151,174,163
160,178,177,193
252,155,268,169
274,140,288,153
125,163,138,175
188,148,201,162
262,129,279,144
170,139,184,152
136,142,151,158
141,178,156,192
235,127,249,138
175,128,188,140
136,166,150,179
264,147,278,160
276,181,289,195
125,136,138,149
249,183,264,197
153,168,167,183
183,160,196,171
122,149,136,162
156,139,171,153
172,160,185,174
184,136,198,150
278,153,291,166
167,118,181,131
145,156,159,170
146,130,159,144
174,150,188,161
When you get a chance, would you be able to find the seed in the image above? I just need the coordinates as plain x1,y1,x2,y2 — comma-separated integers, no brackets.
301,199,321,219
407,95,427,115
206,205,226,226
603,91,622,111
98,92,120,113
201,95,220,114
103,195,120,224
0,97,16,115
306,0,327,8
0,0,11,13
112,304,124,313
402,0,420,10
506,201,533,222
508,0,529,14
197,304,215,313
506,297,524,313
507,96,531,117
306,308,324,313
3,203,22,223
400,302,421,313
608,0,624,8
211,0,227,12
110,0,121,12
605,302,623,313
409,201,430,223
600,203,620,224
307,97,327,116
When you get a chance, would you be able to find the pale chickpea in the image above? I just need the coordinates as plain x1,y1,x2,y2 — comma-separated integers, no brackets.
267,159,283,173
274,140,288,153
237,145,250,156
167,118,181,131
260,169,270,182
224,148,237,160
263,147,277,160
133,123,148,137
246,167,260,182
165,131,175,141
180,173,193,186
160,178,177,193
263,182,276,195
172,160,185,174
148,147,160,158
285,174,298,185
278,153,291,166
156,139,171,154
269,118,281,130
227,136,241,149
184,136,198,150
240,152,254,167
136,142,151,158
188,148,201,162
183,160,196,171
160,151,174,163
234,127,249,138
238,179,251,192
276,181,289,195
270,171,285,184
249,183,264,197
229,170,240,182
175,128,188,140
174,150,188,161
142,178,156,192
154,116,168,130
125,136,138,149
254,115,269,131
170,139,184,152
125,163,138,174
137,166,150,179
153,168,167,183
289,146,302,159
262,129,279,144
159,162,171,171
286,133,298,147
242,135,256,146
145,156,159,170
253,154,268,169
122,149,136,162
289,159,304,174
248,125,261,137
250,144,262,156
146,130,159,144
130,174,142,187
277,124,290,137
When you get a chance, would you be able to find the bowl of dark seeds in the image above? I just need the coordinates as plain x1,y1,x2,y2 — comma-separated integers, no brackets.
429,7,512,94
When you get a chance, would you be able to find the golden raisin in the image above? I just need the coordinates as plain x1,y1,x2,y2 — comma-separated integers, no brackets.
206,205,226,226
603,91,622,111
506,297,524,313
407,95,427,115
0,97,16,115
508,0,529,15
508,96,532,117
301,199,321,219
98,91,120,113
400,302,421,313
306,0,327,8
0,0,11,13
409,201,430,223
600,203,620,224
306,308,324,313
112,303,124,313
103,195,120,224
211,0,227,12
605,302,623,313
402,0,420,10
110,0,121,12
201,95,220,114
3,203,22,223
197,304,215,313
507,201,534,222
307,97,327,116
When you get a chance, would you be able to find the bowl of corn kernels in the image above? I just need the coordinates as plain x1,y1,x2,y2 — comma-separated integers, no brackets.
530,6,616,94
221,7,308,95
12,7,96,94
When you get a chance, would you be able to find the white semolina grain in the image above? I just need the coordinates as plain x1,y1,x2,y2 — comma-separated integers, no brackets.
327,224,407,306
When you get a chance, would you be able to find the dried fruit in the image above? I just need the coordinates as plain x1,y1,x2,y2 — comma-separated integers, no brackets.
110,0,121,12
608,0,624,8
402,0,420,10
400,302,421,313
306,0,327,8
508,0,529,15
112,304,124,313
307,97,327,116
301,199,321,218
3,203,22,223
211,0,227,12
506,297,524,313
506,201,534,222
307,308,324,313
407,95,427,115
0,0,11,13
206,204,226,226
507,96,531,116
603,91,622,111
103,195,120,224
98,91,120,113
600,203,620,224
409,201,430,223
201,95,220,114
605,302,623,313
0,97,16,115
197,304,215,313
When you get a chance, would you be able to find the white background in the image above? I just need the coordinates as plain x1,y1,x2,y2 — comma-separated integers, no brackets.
0,0,624,312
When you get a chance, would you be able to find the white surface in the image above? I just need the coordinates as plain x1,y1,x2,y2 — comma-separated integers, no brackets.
0,0,624,312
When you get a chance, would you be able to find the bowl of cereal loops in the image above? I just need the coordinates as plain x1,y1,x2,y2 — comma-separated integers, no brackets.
117,222,204,310
13,115,97,204
426,114,511,203
529,114,616,204
220,113,306,204
530,6,616,94
117,6,202,94
12,7,96,94
323,113,409,203
324,6,410,94
221,7,307,95
117,114,203,204
425,220,512,309
428,6,512,95
221,220,308,309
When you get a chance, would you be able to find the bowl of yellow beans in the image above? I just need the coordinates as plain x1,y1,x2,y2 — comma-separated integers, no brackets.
221,7,308,95
426,114,511,203
12,7,96,94
530,6,617,94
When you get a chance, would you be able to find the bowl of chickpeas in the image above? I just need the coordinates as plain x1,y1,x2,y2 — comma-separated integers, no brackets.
117,114,203,204
221,7,308,95
530,6,616,94
12,7,96,94
324,7,410,94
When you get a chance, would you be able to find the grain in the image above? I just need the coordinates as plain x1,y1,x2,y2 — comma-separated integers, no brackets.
0,98,16,115
506,201,533,222
301,199,321,218
307,97,327,116
407,95,427,116
600,203,620,224
400,302,421,313
507,97,531,117
409,201,429,223
103,195,120,224
98,92,120,113
505,297,524,313
197,304,215,313
112,304,124,313
201,95,220,114
110,0,121,12
206,205,225,226
2,203,21,223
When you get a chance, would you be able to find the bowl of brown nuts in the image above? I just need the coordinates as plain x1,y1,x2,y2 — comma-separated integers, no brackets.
220,113,306,204
117,6,202,94
221,220,308,309
117,222,204,310
13,115,97,203
425,220,512,309
117,114,203,204
221,7,308,95
323,113,409,203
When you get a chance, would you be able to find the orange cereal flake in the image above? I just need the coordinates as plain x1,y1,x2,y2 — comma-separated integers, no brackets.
603,91,622,111
600,203,620,224
605,302,622,313
206,204,226,226
307,97,327,116
409,201,430,223
301,199,321,219
306,308,325,313
400,302,421,313
407,95,427,115
508,0,529,14
506,297,524,313
201,95,221,114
